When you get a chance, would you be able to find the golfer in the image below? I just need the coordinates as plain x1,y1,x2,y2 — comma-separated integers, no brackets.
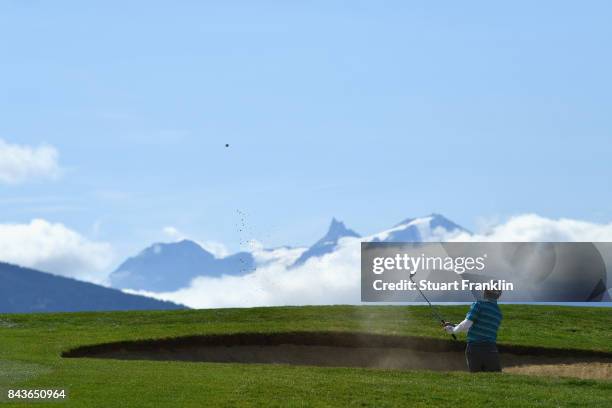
444,289,503,372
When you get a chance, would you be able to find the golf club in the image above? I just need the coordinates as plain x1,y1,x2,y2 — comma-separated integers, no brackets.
409,271,457,340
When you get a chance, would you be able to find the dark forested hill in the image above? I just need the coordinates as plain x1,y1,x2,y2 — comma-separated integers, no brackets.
0,262,185,313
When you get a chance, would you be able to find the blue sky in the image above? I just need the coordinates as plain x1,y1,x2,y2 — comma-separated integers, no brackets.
1,1,611,261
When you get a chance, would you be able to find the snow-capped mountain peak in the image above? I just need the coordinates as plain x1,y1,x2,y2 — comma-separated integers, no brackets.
290,218,360,267
320,218,360,243
368,213,468,242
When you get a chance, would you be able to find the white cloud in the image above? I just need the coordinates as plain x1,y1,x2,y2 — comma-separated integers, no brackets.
134,214,612,309
162,226,185,241
445,214,612,242
250,240,306,267
0,219,114,283
198,241,230,258
0,139,61,184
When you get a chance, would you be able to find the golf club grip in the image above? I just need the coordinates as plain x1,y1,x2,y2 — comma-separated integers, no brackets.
440,320,457,340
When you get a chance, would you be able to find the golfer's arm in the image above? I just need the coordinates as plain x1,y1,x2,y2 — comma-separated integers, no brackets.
452,319,473,333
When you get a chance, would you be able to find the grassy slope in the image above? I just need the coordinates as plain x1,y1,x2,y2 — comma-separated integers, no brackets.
0,305,610,407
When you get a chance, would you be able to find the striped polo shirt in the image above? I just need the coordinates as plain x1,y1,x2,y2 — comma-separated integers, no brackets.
466,299,502,344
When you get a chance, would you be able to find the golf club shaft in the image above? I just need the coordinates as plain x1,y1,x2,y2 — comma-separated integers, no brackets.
411,277,457,340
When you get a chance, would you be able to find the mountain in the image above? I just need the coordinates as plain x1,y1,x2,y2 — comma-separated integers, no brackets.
290,214,466,268
369,213,469,242
110,239,254,292
109,215,466,292
291,218,360,267
0,262,184,313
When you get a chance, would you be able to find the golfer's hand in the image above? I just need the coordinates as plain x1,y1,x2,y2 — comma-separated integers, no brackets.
443,323,455,334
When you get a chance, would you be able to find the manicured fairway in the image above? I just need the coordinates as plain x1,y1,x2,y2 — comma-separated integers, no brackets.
0,305,610,407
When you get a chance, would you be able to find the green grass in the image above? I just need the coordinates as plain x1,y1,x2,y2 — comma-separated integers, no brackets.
0,305,610,407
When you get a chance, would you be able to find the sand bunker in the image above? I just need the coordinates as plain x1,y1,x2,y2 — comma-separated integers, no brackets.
62,332,612,378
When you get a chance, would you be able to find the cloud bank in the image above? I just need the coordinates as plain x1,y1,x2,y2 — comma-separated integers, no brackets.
0,139,61,184
449,214,612,242
0,219,114,283
134,214,612,308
